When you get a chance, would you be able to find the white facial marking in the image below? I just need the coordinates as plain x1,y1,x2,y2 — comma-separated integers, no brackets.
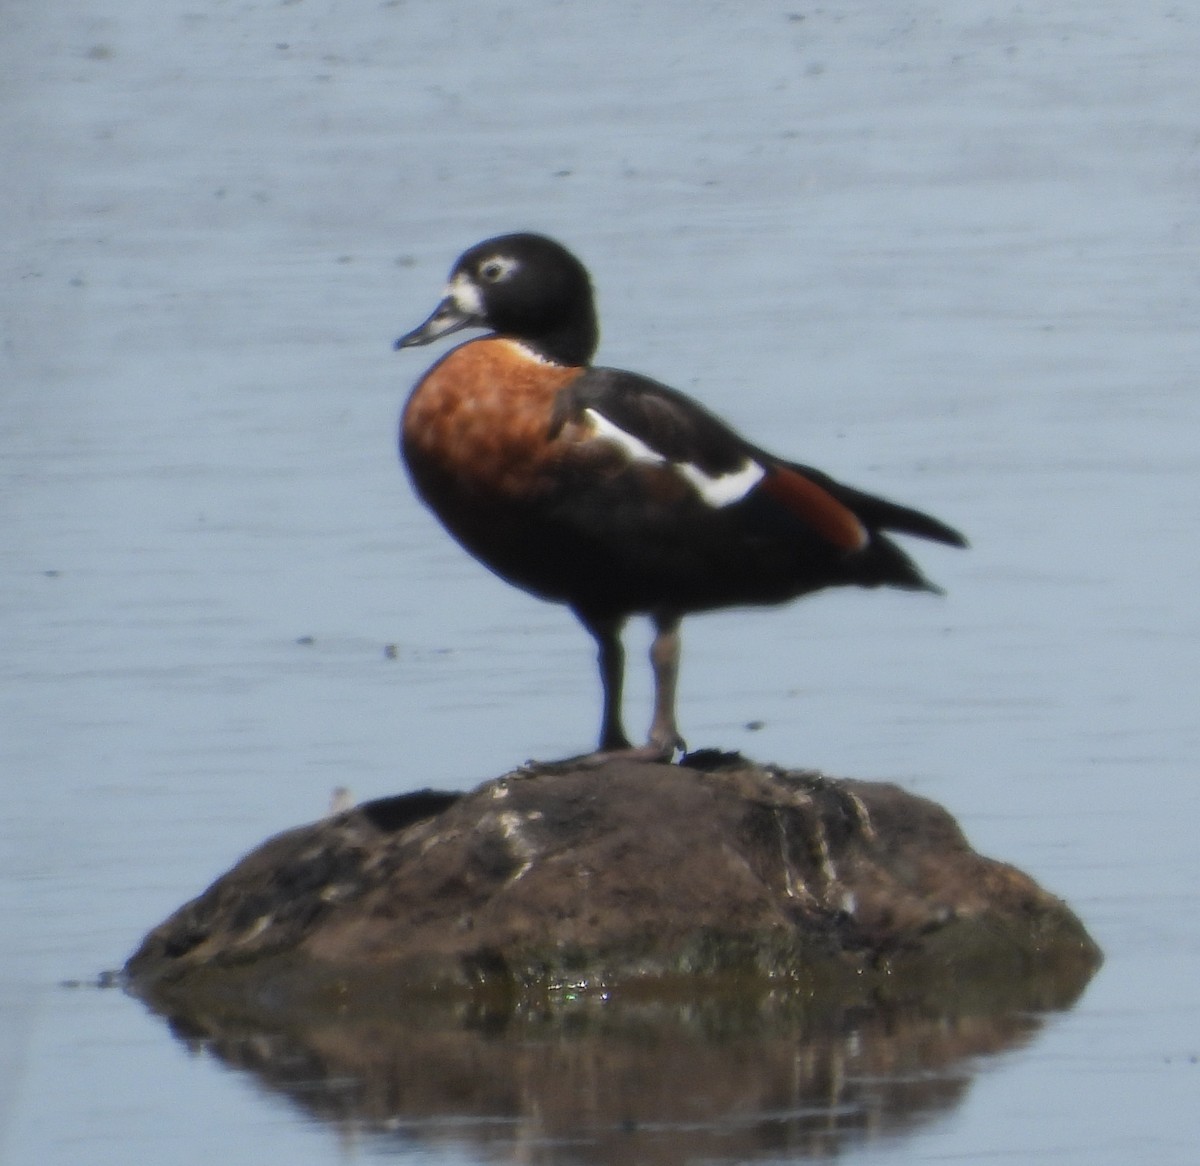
447,272,483,316
478,255,518,283
583,408,765,508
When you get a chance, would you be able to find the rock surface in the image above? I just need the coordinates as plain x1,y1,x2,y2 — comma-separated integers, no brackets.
125,754,1100,1017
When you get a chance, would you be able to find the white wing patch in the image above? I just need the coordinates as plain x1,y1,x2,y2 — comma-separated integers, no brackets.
676,458,766,506
583,407,765,508
583,408,661,463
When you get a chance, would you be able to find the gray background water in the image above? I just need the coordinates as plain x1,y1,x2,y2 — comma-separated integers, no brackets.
3,1,1198,1162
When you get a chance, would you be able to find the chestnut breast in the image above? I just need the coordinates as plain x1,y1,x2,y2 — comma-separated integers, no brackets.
402,338,584,502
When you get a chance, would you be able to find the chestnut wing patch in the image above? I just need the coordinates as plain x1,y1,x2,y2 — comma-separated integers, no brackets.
786,462,970,548
758,465,869,552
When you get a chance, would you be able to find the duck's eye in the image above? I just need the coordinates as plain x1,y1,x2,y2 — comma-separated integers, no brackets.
478,257,512,283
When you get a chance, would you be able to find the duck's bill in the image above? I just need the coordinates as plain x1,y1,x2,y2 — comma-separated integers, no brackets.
394,296,480,350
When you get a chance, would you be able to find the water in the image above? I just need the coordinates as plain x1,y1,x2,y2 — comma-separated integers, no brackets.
3,0,1199,1162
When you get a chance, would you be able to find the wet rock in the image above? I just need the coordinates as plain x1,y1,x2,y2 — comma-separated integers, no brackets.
125,755,1100,1018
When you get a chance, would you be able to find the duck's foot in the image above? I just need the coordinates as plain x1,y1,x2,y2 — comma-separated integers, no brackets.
519,737,685,775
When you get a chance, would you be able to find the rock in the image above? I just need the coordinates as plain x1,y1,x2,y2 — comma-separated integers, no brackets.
124,754,1100,1020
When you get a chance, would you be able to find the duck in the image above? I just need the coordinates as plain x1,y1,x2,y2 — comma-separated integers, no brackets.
395,233,966,761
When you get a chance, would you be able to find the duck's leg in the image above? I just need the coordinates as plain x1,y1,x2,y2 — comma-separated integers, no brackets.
535,611,678,770
579,612,633,752
646,611,686,758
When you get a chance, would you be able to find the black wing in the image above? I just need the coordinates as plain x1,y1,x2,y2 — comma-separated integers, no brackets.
550,366,754,476
552,365,967,553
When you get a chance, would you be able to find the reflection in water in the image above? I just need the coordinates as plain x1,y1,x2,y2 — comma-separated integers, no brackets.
153,994,1061,1164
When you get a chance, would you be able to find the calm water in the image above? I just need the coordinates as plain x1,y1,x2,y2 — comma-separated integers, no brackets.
4,1,1199,1162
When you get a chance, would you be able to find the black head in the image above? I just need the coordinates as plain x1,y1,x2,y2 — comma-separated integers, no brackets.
394,233,599,367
